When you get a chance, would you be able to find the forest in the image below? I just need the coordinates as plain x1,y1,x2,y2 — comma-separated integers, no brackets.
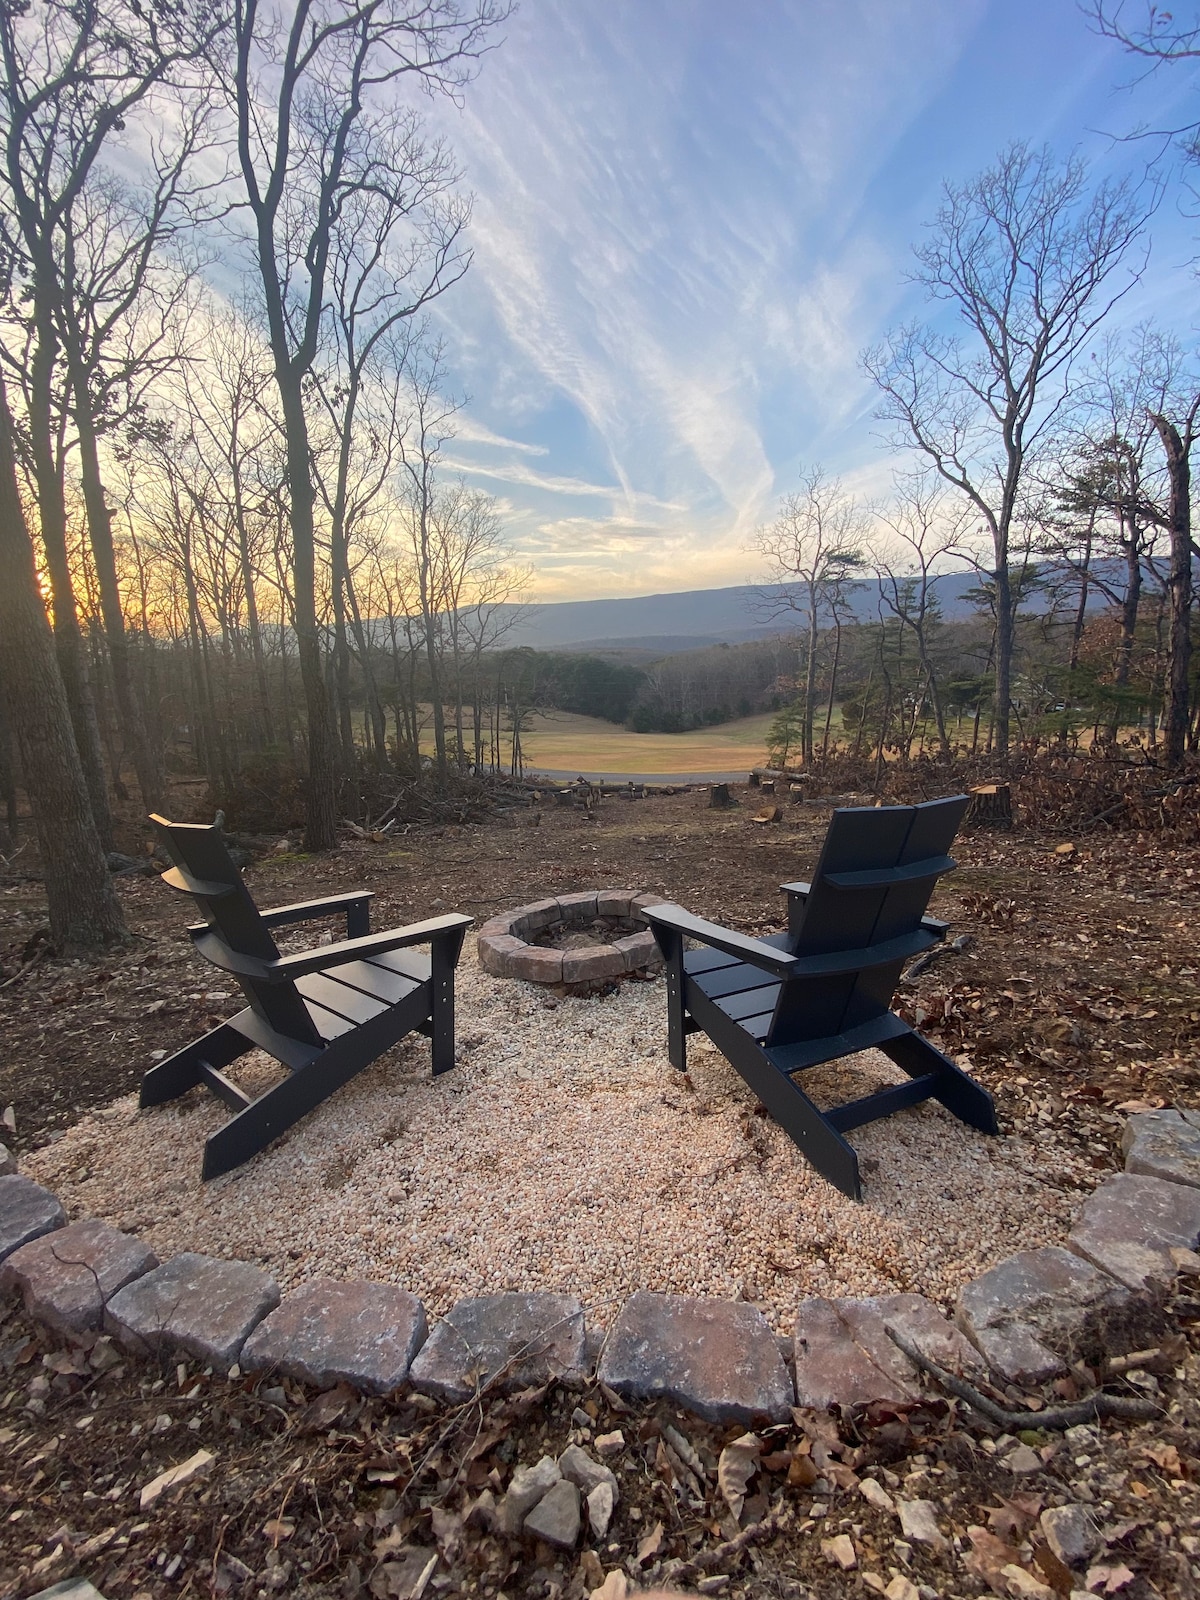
3,0,1200,954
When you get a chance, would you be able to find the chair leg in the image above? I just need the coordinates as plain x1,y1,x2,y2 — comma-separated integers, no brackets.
430,935,457,1076
881,1029,999,1134
140,1022,250,1108
656,925,688,1071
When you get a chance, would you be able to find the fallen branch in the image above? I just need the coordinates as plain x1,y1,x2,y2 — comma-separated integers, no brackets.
883,1325,1160,1429
901,933,972,986
663,1505,793,1583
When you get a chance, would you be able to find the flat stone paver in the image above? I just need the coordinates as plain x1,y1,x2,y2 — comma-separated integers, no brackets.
241,1278,427,1394
409,1292,586,1404
104,1252,279,1370
793,1293,982,1409
1069,1172,1200,1291
597,1290,793,1425
0,1219,157,1334
956,1246,1153,1384
1122,1109,1200,1189
0,1174,65,1264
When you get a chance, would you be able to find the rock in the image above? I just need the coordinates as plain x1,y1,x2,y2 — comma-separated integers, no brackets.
1002,1563,1055,1600
409,1292,586,1404
497,1455,561,1535
523,1477,581,1548
587,1480,615,1540
241,1278,427,1394
794,1293,982,1409
515,898,561,934
897,1499,945,1549
1040,1505,1100,1568
1003,1445,1044,1475
139,1447,215,1508
505,946,565,983
821,1533,857,1569
28,1583,109,1600
0,1142,15,1176
0,1219,157,1334
956,1247,1152,1384
1122,1109,1200,1189
611,931,662,972
598,1291,794,1425
105,1252,279,1370
596,892,634,918
859,1478,897,1514
0,1175,65,1263
594,1430,625,1455
1068,1172,1200,1292
562,946,625,984
885,1578,920,1600
476,932,527,977
555,891,598,921
559,1443,619,1501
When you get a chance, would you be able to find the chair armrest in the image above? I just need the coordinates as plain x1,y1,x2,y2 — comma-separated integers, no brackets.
269,913,473,981
645,904,799,978
258,891,374,930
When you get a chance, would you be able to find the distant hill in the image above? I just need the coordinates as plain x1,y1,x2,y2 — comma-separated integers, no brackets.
495,573,999,654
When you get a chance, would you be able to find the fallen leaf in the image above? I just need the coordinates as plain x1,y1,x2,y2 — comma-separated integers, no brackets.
717,1432,761,1521
635,1520,664,1565
965,1526,1022,1596
261,1518,295,1543
1032,1541,1074,1596
1086,1564,1136,1595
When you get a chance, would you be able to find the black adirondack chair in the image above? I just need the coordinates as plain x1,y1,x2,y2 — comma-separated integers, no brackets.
645,795,998,1200
142,815,471,1180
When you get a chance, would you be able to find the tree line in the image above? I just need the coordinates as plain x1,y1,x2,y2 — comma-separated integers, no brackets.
1,0,1199,953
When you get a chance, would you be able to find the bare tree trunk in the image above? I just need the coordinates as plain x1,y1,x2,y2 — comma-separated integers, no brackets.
0,378,125,947
1152,411,1194,765
70,363,163,809
27,318,113,846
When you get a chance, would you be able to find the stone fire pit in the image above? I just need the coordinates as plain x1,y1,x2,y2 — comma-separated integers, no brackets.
476,891,666,989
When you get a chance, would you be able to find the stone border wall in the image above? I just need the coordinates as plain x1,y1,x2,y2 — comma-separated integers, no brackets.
2,1110,1198,1430
475,891,666,985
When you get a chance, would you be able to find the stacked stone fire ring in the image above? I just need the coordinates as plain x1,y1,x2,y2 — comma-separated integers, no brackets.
476,890,666,992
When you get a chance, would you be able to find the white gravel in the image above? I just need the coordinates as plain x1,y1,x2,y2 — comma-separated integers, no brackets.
25,941,1098,1333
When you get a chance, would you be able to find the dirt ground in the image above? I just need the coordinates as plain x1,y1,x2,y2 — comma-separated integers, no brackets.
1,782,1199,1598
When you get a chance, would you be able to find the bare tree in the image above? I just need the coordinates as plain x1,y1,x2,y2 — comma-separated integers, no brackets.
0,0,218,839
221,0,506,847
753,465,865,765
869,476,968,760
0,373,125,947
863,142,1153,759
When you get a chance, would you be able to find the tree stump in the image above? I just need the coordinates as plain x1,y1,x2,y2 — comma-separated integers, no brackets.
759,779,775,795
709,783,736,809
965,783,1012,829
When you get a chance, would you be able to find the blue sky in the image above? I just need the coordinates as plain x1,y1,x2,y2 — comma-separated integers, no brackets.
421,0,1200,601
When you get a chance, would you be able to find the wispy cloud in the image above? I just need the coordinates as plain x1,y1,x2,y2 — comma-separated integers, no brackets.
416,0,1190,599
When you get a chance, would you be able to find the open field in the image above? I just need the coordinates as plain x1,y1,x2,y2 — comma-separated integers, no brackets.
518,708,773,775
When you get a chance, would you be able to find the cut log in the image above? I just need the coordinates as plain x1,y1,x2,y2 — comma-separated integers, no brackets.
965,783,1012,830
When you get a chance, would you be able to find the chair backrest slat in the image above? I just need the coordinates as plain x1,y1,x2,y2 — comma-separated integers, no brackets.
151,815,322,1046
768,795,967,1047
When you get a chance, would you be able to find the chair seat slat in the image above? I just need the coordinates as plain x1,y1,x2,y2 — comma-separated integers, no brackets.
296,973,392,1026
